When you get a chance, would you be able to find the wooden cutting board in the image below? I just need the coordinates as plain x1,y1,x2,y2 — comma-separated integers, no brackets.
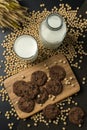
4,54,80,119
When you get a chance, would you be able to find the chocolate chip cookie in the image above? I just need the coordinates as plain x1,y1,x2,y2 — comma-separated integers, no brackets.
43,104,60,119
49,65,66,81
31,70,48,86
13,80,27,97
69,107,85,125
46,80,63,96
18,97,35,113
36,87,48,104
24,82,39,100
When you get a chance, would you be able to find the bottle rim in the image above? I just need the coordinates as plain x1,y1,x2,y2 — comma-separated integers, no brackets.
46,13,63,31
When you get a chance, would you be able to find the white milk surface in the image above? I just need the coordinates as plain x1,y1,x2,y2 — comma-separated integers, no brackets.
14,35,37,59
48,15,61,28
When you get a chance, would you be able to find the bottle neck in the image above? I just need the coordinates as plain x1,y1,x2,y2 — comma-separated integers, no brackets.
46,13,63,31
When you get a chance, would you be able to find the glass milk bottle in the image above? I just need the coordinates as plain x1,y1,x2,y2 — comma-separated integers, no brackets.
39,13,67,49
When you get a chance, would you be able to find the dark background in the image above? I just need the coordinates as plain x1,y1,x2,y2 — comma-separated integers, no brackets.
0,0,87,130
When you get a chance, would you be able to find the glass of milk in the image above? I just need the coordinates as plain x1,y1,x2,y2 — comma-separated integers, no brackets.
39,13,67,49
13,35,38,62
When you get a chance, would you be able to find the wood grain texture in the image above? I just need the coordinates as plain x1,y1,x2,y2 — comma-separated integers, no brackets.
4,54,80,119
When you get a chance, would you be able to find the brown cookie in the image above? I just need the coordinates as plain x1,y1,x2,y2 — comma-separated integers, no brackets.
43,104,60,119
31,70,48,86
23,82,39,100
13,80,27,97
69,107,85,125
36,87,48,104
46,80,63,96
49,65,66,81
18,97,35,113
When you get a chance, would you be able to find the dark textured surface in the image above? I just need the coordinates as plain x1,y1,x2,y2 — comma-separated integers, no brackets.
0,0,87,130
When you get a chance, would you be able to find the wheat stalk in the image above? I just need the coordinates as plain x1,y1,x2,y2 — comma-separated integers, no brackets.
0,0,29,29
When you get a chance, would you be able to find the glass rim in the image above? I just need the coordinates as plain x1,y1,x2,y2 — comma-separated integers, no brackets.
13,34,38,60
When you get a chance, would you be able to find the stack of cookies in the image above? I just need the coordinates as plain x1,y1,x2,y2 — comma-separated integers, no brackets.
13,65,66,113
13,65,85,123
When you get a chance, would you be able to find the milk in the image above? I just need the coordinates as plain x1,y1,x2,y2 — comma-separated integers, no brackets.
47,15,62,29
39,13,67,49
13,35,38,62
